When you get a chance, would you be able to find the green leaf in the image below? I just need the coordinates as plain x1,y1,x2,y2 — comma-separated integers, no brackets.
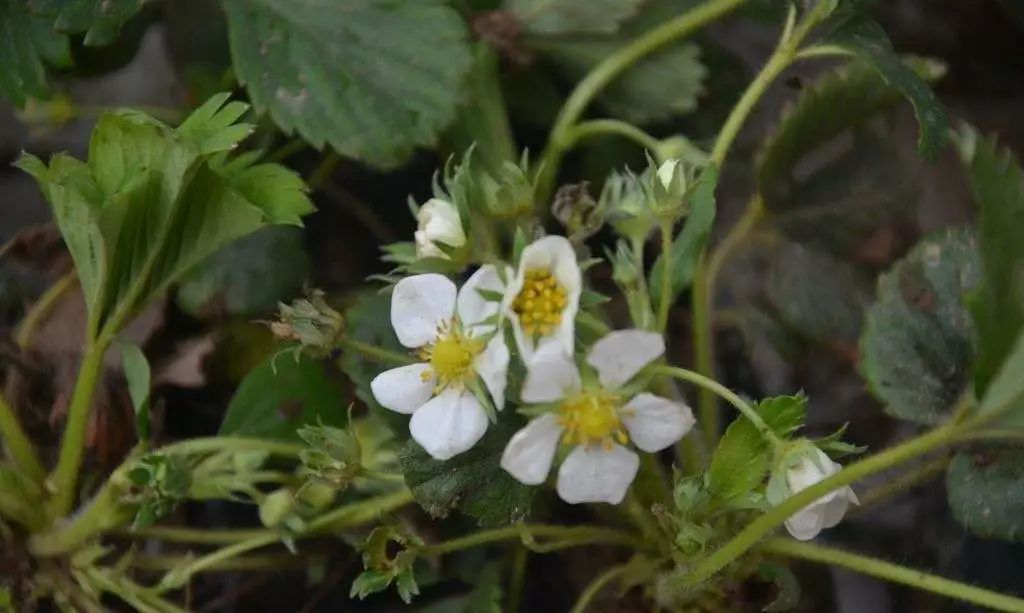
956,126,1024,396
649,165,718,306
859,227,981,425
947,447,1024,542
18,95,314,338
531,0,706,124
757,57,944,210
220,353,347,442
176,226,310,319
506,0,643,35
118,340,151,440
707,395,806,502
765,241,869,346
757,561,801,612
823,17,948,160
0,0,71,106
399,421,532,527
463,561,503,613
221,0,472,169
28,0,144,46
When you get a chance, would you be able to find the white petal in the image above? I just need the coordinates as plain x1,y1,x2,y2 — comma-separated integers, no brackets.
475,335,510,410
507,236,581,361
500,413,564,485
415,198,465,259
621,393,695,453
521,344,581,404
785,506,826,541
657,159,680,189
556,444,639,505
370,363,434,414
458,265,505,333
391,274,457,348
586,330,665,389
409,389,488,461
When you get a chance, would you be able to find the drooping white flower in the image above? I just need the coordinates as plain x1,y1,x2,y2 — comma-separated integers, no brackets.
414,197,466,260
767,444,859,541
502,236,582,363
500,329,696,504
371,268,508,460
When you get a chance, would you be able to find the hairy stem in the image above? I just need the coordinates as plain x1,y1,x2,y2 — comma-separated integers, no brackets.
419,524,637,557
47,339,109,517
536,0,748,201
691,0,831,450
762,538,1024,612
338,337,414,366
570,563,631,613
566,119,663,156
673,421,960,589
657,365,783,450
656,221,675,332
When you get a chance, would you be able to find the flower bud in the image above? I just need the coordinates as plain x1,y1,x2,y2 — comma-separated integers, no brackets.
269,290,344,357
767,441,858,541
478,157,536,218
259,489,296,528
414,198,466,260
650,157,691,220
599,170,656,241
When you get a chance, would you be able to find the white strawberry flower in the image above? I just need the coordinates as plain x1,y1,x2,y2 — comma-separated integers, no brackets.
502,236,582,363
767,443,859,541
414,197,466,260
500,330,696,504
371,267,508,460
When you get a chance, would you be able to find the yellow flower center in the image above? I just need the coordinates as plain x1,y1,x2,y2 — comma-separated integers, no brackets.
558,389,628,450
418,322,485,393
512,268,568,337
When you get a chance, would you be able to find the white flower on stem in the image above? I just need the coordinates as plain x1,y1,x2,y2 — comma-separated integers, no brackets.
767,443,859,541
656,158,683,190
500,330,696,504
414,197,466,260
503,236,582,363
370,267,508,460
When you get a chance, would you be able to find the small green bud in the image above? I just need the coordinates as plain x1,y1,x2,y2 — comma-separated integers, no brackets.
268,290,344,357
259,489,296,528
298,482,336,511
478,155,537,219
598,170,656,241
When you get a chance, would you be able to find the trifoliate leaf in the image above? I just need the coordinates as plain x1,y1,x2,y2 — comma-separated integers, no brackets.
506,0,644,35
220,353,347,442
956,126,1024,396
29,0,145,46
757,57,944,211
221,0,472,169
822,17,948,160
649,165,717,306
399,421,532,527
859,228,981,425
0,0,71,107
947,447,1024,542
17,94,314,339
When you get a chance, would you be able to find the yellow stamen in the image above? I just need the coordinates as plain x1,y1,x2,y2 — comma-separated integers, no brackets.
416,321,485,393
557,389,628,449
512,268,568,339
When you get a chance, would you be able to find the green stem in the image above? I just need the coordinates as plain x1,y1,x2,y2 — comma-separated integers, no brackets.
690,0,831,450
851,455,950,514
32,478,131,555
308,151,341,191
656,221,675,332
566,120,663,156
120,525,270,545
706,196,763,287
264,137,308,163
762,538,1024,612
674,421,960,589
156,488,413,593
156,436,305,458
536,0,748,201
134,552,313,572
570,563,631,613
419,524,636,556
48,339,110,517
15,272,77,349
0,393,45,483
657,365,784,450
508,545,528,613
338,337,414,366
